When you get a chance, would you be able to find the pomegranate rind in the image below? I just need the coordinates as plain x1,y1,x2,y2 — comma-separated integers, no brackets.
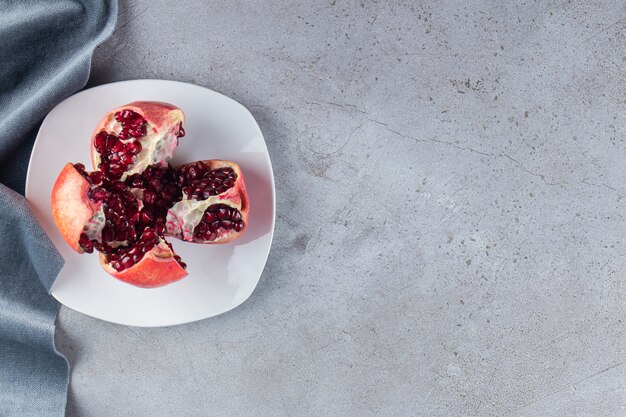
167,159,249,244
90,101,185,171
99,245,188,288
51,163,97,254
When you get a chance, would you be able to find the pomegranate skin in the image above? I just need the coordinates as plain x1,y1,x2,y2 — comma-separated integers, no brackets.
99,244,187,288
51,163,100,253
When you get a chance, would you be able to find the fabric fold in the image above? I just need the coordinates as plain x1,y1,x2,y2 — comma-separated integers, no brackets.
0,1,117,415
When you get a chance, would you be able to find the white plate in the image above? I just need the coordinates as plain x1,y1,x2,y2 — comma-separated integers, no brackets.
25,80,275,327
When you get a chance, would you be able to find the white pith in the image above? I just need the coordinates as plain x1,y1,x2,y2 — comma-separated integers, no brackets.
166,194,238,242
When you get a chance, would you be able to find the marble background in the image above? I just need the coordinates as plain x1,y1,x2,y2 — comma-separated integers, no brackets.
57,1,626,416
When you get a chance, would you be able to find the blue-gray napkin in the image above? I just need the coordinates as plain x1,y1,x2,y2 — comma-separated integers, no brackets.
0,1,117,415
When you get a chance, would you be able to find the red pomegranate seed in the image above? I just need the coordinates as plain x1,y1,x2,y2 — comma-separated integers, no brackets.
142,228,156,240
105,135,119,150
140,209,153,223
144,190,157,205
121,153,134,164
155,221,165,235
94,132,107,152
90,187,109,202
78,233,94,253
217,208,229,220
89,171,104,184
111,141,125,153
127,141,142,155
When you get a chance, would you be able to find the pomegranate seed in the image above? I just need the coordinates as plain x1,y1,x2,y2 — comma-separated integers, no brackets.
221,220,233,230
115,110,131,122
90,187,109,202
140,210,153,223
144,190,157,205
149,179,162,192
115,230,126,241
121,256,133,269
89,171,104,184
94,132,108,152
231,211,241,221
217,208,229,220
78,233,94,253
111,141,125,153
105,135,118,150
127,141,142,155
102,228,114,242
234,221,245,232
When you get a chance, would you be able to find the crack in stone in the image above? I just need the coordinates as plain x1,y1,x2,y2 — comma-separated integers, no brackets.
582,179,625,200
364,117,560,187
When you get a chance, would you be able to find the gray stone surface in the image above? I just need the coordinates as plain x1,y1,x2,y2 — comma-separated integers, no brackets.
56,1,626,416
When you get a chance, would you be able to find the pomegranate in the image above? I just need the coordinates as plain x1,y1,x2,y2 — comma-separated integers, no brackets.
166,160,249,243
99,228,187,288
50,162,188,287
91,101,185,181
50,102,250,288
51,163,101,253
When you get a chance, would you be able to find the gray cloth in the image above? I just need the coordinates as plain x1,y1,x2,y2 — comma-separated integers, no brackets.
0,1,117,416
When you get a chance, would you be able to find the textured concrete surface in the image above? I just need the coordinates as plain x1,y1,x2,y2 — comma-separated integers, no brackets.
56,1,626,416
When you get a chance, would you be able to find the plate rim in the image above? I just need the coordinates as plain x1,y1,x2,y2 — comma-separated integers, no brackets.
25,79,276,327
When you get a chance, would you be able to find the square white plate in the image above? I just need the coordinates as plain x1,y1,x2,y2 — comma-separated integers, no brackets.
25,80,275,327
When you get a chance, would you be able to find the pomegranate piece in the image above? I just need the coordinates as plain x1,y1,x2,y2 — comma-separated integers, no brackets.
99,228,187,288
166,160,249,244
91,101,185,181
51,163,101,254
53,163,140,254
51,163,188,287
